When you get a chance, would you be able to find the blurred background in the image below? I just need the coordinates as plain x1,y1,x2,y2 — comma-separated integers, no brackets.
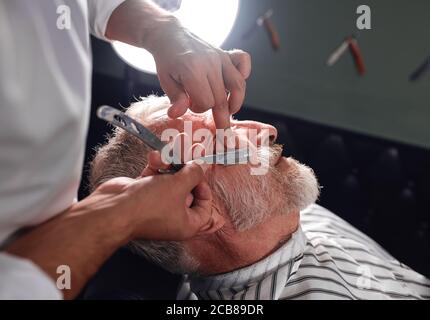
79,0,430,281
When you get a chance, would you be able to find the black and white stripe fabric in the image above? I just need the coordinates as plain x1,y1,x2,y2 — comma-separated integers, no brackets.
177,204,430,300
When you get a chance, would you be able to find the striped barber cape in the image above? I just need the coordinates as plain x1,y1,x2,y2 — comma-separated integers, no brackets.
177,204,430,300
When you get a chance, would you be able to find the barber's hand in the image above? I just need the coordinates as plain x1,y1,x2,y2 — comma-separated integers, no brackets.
151,19,252,129
87,159,213,241
3,154,214,300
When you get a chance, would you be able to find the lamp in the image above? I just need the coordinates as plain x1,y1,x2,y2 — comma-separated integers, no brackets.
112,0,240,74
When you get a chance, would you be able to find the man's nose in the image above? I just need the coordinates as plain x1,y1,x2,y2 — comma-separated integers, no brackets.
260,123,278,143
234,121,278,145
252,122,278,144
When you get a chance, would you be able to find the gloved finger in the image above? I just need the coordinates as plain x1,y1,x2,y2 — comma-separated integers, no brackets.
208,70,230,129
181,73,215,114
221,54,246,115
158,71,190,119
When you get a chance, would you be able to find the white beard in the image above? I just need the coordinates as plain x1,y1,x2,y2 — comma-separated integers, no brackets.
209,145,320,231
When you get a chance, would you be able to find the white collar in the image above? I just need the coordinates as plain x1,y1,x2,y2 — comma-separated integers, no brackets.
186,226,307,300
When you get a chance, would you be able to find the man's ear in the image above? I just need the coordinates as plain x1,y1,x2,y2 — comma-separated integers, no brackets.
197,206,225,236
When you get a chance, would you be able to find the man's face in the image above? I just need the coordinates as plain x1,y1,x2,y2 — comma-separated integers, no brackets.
141,106,319,232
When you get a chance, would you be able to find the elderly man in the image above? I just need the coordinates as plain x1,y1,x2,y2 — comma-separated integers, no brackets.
90,96,430,300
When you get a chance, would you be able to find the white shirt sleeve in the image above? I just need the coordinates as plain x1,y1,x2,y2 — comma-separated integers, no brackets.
0,253,62,300
87,0,127,40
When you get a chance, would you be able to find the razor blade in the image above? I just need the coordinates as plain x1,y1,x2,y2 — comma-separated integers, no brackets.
196,149,250,165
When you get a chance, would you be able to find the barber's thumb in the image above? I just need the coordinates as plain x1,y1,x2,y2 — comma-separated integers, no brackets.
168,93,190,119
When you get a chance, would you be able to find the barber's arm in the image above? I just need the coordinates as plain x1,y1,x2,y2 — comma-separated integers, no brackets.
5,163,213,299
104,0,252,129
